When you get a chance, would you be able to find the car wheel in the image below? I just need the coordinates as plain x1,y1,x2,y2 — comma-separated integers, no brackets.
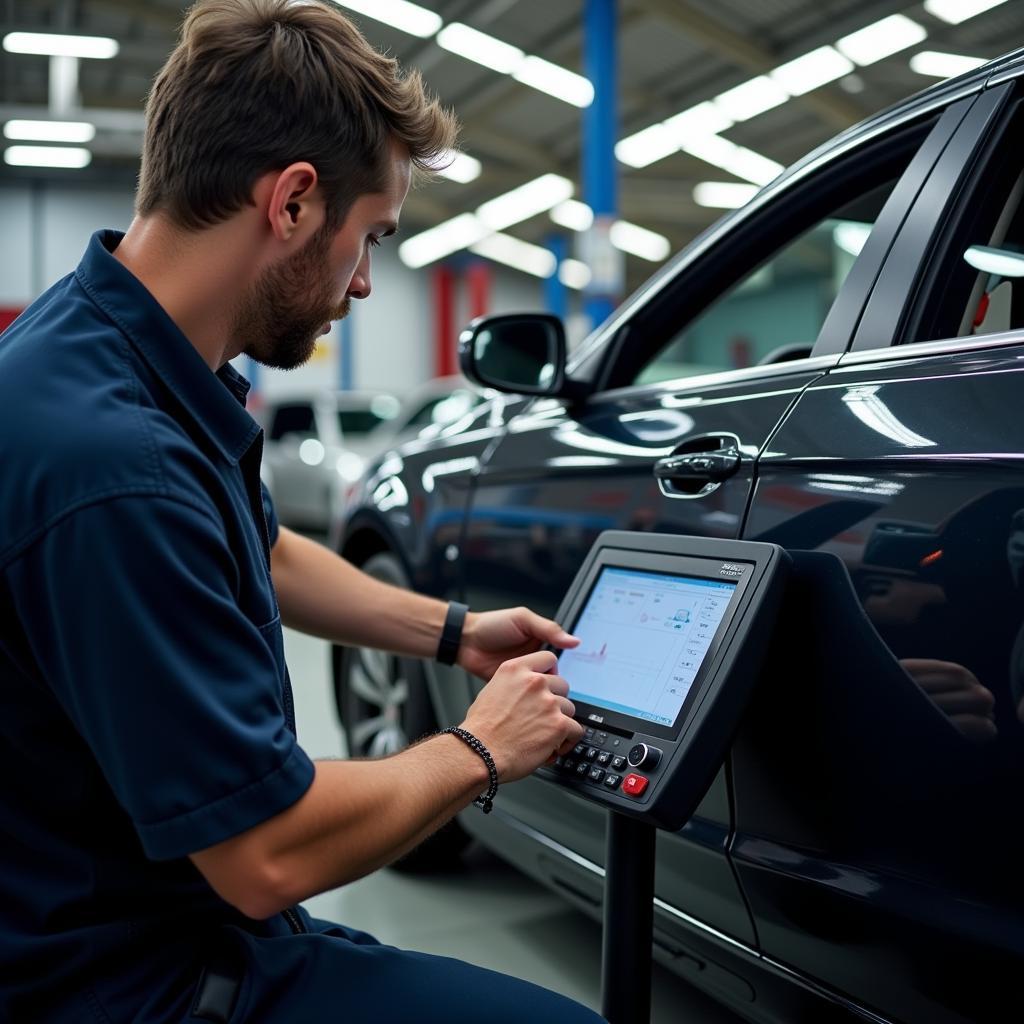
332,550,471,872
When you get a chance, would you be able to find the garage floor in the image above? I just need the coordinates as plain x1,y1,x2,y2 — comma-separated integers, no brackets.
285,626,744,1023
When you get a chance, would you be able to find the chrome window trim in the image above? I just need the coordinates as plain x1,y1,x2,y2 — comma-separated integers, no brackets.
592,354,839,405
838,329,1024,367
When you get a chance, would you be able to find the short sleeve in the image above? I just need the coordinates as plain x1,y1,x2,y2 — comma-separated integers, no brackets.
261,481,279,547
7,494,314,860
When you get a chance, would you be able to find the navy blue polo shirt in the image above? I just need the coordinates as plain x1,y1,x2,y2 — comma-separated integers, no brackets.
0,230,316,1020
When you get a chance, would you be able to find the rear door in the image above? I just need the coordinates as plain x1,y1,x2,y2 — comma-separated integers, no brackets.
456,98,970,955
735,80,1024,1023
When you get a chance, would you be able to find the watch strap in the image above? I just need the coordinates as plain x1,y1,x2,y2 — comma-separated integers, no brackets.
436,601,469,666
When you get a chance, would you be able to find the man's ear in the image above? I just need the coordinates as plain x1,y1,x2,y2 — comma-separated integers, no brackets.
263,162,324,246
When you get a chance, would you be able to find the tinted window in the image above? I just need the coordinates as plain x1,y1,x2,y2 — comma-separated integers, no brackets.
635,182,898,386
337,410,390,436
268,403,315,441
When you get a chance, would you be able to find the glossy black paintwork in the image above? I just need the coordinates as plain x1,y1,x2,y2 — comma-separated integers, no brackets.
737,346,1024,1024
339,63,1024,1024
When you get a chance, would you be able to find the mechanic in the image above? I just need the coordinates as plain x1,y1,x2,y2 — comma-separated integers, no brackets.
0,1,600,1021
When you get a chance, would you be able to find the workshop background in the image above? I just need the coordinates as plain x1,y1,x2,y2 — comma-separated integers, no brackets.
1,1,1019,1020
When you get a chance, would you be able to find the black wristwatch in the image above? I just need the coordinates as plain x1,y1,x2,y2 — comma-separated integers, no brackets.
436,601,469,665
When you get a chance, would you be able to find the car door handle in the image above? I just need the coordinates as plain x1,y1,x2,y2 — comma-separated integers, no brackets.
653,449,741,484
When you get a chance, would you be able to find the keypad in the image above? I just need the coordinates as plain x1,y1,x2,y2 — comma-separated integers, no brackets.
556,729,638,794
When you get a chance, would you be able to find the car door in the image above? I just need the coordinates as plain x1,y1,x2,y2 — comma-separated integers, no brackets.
735,80,1024,1023
453,95,975,969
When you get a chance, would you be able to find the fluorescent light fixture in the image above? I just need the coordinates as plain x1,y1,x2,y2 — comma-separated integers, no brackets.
771,46,854,96
4,119,95,143
682,135,783,186
4,145,91,168
332,0,442,37
836,15,927,67
909,51,987,79
963,244,1024,278
550,199,593,232
923,0,1008,25
833,221,873,257
398,212,488,268
714,76,788,122
3,31,118,58
615,123,679,168
433,150,482,183
693,181,759,209
476,173,574,232
470,233,557,278
559,259,591,290
437,23,523,74
610,221,671,262
663,101,734,141
513,56,593,107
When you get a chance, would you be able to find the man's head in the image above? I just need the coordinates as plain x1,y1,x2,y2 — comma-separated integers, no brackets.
136,0,457,368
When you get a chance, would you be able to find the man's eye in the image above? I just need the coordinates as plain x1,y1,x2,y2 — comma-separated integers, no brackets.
367,235,381,249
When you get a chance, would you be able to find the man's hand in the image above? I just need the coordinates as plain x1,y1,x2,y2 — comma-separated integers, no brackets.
461,650,584,781
457,606,579,681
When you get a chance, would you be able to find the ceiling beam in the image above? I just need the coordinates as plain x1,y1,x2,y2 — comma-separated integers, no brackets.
634,0,863,130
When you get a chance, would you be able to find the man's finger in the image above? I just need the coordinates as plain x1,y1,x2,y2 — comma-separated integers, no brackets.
524,609,579,649
513,649,559,673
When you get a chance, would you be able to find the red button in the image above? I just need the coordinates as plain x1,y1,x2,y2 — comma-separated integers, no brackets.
622,773,649,797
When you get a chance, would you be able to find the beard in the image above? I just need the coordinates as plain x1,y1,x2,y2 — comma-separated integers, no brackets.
236,223,350,371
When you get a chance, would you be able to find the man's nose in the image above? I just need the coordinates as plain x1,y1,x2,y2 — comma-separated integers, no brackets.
347,255,372,300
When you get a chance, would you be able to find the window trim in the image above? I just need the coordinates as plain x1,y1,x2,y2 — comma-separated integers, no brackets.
839,326,1024,368
850,81,1017,354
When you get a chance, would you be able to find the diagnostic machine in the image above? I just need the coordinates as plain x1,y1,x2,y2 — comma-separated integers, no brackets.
536,532,790,1024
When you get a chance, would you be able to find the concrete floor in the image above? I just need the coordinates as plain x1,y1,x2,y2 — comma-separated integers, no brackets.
284,625,745,1023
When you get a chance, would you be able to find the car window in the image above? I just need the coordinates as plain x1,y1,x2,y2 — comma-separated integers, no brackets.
268,402,315,441
633,181,900,387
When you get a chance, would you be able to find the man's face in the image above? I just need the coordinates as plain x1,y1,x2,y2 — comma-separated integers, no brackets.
240,142,412,370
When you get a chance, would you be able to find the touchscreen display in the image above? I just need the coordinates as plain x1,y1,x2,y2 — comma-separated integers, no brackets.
558,567,737,727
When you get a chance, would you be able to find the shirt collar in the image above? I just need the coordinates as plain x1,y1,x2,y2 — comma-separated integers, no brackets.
75,229,261,466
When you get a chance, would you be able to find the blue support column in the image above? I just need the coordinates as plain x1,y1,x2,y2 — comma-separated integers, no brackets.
338,312,354,390
544,234,568,323
583,0,620,329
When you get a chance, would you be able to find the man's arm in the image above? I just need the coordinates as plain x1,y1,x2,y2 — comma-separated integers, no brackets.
270,525,578,678
190,650,583,918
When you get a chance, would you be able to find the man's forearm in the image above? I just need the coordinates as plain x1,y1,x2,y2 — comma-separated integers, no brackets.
270,526,447,658
190,732,489,918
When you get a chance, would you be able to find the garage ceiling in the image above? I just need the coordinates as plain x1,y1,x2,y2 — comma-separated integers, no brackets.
2,0,1021,290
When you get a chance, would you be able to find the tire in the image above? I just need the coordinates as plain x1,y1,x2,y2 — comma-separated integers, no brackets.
332,550,471,872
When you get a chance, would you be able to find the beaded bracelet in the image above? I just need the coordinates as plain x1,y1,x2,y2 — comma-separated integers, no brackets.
441,726,498,814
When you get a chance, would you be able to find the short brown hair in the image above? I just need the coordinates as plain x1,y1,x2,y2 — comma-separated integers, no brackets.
136,0,458,230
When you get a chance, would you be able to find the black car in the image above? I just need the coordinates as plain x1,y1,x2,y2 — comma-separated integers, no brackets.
333,52,1024,1024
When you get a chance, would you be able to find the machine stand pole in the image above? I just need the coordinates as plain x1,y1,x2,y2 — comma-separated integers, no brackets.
600,811,657,1024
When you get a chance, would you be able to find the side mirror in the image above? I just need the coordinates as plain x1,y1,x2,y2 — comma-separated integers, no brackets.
458,313,567,396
